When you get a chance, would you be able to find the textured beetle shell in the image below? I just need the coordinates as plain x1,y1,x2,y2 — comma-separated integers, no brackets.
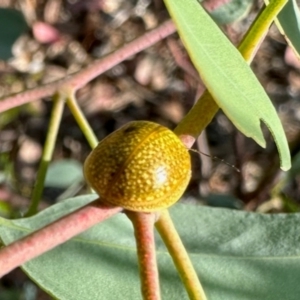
84,121,191,212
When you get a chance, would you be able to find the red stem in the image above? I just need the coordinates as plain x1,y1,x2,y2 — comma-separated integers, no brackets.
0,201,122,277
126,211,161,300
0,20,176,113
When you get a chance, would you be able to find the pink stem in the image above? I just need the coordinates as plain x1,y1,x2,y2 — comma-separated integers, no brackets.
0,201,122,277
126,211,161,300
0,20,176,113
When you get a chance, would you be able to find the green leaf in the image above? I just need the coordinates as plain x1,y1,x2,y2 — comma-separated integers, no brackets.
1,195,300,299
164,0,291,171
271,0,300,57
45,159,83,188
0,9,28,60
204,193,243,209
207,0,254,25
287,150,300,178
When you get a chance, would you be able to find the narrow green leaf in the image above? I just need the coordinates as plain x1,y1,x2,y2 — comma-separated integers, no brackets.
1,195,300,299
165,0,291,171
271,0,300,57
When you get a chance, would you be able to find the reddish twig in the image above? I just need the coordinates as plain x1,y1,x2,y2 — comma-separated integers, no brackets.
126,211,161,300
166,37,199,81
0,20,176,114
0,200,122,277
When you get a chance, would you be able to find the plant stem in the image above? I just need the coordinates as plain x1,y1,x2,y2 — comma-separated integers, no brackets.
174,0,286,144
25,93,65,217
126,211,161,300
239,0,288,62
155,209,206,300
174,90,218,144
0,20,176,114
0,201,122,277
66,91,98,149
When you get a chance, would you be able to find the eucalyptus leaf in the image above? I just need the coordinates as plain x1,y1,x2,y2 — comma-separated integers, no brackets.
0,9,28,60
287,150,300,178
208,0,254,25
204,193,243,209
1,195,300,299
269,0,300,57
45,159,83,188
164,0,291,171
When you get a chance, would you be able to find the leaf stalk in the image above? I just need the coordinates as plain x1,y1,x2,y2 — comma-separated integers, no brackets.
25,93,65,217
155,209,207,300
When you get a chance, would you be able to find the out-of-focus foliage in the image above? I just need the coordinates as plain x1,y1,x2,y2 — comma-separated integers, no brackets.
0,9,28,60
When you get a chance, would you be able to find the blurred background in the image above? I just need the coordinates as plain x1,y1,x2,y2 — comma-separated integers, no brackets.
1,0,300,299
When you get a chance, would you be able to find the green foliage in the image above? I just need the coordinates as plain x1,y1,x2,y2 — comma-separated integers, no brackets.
1,0,300,299
0,9,28,60
0,201,12,218
1,195,300,300
208,0,254,25
275,0,300,56
45,159,83,189
164,0,291,171
204,194,243,209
